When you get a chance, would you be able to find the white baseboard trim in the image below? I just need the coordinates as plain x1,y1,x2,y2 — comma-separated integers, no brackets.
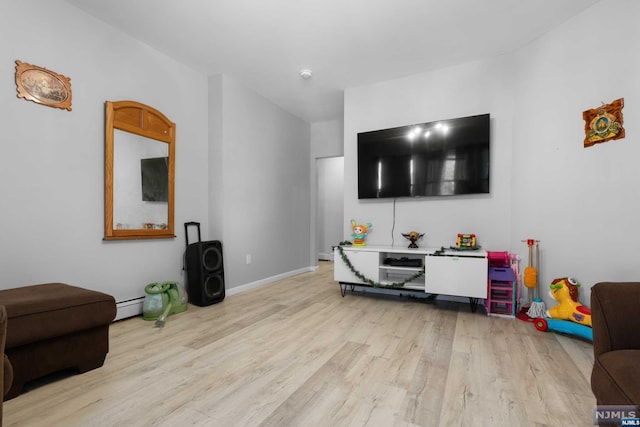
318,252,333,261
226,266,317,296
114,266,318,320
115,297,144,321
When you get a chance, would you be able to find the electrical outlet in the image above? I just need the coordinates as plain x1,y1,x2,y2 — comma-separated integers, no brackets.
246,254,252,265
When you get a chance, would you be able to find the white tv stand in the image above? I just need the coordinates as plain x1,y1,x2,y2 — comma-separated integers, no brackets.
334,245,488,312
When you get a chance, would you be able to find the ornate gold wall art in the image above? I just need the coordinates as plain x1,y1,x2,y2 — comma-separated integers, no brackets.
583,98,624,147
15,60,72,111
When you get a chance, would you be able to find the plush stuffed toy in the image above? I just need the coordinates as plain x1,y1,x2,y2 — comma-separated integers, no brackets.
351,219,372,246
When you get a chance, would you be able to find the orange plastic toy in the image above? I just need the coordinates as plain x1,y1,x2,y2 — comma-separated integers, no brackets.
546,277,592,327
351,219,372,246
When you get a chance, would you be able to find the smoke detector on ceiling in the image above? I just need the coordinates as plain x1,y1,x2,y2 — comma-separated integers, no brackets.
299,69,313,79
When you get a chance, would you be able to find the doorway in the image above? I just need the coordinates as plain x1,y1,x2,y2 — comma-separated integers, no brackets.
316,156,344,261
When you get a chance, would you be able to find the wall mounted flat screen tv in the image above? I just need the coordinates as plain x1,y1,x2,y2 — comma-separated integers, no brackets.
357,113,490,199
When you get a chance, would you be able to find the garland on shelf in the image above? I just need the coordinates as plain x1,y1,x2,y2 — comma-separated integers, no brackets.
335,245,424,289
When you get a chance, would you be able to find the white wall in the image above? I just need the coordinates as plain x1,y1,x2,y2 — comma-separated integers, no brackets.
209,75,312,290
344,56,515,251
343,0,640,308
0,1,314,312
311,119,344,159
0,1,209,305
510,0,640,306
208,74,224,241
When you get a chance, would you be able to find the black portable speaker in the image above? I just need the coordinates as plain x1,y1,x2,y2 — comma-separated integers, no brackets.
184,222,225,306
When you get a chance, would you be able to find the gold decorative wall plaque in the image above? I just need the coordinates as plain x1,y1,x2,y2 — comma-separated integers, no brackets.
15,60,72,111
582,98,624,147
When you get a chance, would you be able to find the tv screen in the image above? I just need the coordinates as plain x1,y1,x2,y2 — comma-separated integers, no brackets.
141,157,168,202
357,113,490,199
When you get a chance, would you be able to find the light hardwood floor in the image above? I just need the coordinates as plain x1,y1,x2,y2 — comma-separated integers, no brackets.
4,262,596,426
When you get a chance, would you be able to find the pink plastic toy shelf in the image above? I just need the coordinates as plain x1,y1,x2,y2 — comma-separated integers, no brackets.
486,251,518,317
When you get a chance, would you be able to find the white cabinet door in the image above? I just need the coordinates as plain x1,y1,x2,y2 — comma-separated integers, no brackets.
425,255,488,298
334,248,379,284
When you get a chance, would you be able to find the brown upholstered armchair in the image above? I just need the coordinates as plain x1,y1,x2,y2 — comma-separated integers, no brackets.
1,306,13,426
591,282,640,406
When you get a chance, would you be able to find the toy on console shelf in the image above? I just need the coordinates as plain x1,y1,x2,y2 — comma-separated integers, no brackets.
401,231,424,248
533,277,593,341
350,219,372,246
456,233,476,248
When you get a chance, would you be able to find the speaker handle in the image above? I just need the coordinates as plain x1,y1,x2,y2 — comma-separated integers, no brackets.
184,222,201,247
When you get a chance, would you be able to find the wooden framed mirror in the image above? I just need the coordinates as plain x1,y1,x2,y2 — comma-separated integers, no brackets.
104,100,176,240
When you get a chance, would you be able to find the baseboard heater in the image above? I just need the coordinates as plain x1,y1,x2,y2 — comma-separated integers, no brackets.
115,296,144,321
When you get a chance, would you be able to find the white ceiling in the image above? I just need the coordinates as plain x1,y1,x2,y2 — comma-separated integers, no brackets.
65,0,600,123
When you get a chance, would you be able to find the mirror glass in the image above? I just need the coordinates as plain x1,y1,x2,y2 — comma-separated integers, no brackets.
104,100,175,240
113,130,169,230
